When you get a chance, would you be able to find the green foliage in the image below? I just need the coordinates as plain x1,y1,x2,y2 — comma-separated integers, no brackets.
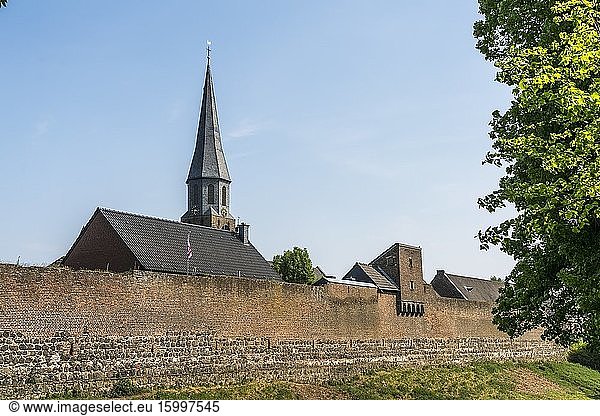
474,0,557,63
475,0,600,350
109,379,143,398
272,247,315,284
568,341,600,371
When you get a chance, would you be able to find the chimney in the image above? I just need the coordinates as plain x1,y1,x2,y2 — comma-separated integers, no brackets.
436,269,445,278
236,223,250,245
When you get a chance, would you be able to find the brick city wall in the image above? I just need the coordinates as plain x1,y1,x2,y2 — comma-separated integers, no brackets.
0,264,525,340
0,263,562,398
0,331,565,399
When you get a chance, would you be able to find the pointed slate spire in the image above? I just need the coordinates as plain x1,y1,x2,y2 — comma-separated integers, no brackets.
186,54,231,183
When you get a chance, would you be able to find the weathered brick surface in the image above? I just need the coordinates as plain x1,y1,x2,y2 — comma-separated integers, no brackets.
0,263,561,399
0,264,529,340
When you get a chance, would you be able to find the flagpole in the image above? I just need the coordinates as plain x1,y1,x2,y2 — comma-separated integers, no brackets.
187,231,192,275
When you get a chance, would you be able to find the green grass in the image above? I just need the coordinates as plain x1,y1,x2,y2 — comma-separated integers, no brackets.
47,360,600,400
329,361,600,399
328,361,523,400
151,361,600,400
152,381,301,400
526,361,600,399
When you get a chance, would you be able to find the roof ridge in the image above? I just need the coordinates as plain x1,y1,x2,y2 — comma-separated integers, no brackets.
446,272,501,283
369,242,421,265
369,243,398,264
397,242,421,250
98,207,235,234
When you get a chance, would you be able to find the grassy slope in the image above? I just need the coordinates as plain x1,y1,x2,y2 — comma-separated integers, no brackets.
146,361,600,400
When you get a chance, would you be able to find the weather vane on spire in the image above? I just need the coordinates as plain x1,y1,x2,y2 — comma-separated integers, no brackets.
206,40,212,62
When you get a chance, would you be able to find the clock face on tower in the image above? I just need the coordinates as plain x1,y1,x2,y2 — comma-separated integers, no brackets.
221,208,227,217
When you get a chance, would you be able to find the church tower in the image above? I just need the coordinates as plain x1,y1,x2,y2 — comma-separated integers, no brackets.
181,48,236,230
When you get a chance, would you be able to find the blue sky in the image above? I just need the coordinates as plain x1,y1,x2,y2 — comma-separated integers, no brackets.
0,1,514,281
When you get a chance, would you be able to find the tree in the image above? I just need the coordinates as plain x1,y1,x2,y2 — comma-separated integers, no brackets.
475,0,600,350
272,247,315,284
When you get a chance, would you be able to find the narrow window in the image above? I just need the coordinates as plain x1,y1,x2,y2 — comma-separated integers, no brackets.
409,280,415,291
222,186,227,206
409,257,413,268
208,184,215,204
192,184,199,206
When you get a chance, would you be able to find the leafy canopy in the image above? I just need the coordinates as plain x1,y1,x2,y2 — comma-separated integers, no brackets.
475,0,600,349
272,247,315,285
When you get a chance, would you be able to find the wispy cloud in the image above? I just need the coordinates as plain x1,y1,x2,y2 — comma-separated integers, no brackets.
33,118,51,138
225,118,268,140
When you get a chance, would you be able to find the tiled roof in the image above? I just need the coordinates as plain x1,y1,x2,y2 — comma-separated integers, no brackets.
358,263,398,292
313,266,326,281
431,271,464,299
99,208,279,279
433,270,503,303
342,262,398,292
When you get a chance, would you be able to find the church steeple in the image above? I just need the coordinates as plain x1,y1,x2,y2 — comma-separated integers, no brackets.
181,46,235,230
186,53,231,183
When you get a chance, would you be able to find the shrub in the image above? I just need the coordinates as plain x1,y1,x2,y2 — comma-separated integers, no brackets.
568,342,600,371
109,379,142,398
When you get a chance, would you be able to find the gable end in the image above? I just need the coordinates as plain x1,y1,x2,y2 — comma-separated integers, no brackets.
62,209,139,272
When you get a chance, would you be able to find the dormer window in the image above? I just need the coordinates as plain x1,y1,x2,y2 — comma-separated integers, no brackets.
464,286,474,292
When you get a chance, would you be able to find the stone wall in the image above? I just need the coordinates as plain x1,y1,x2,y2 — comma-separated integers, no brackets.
0,331,565,399
0,263,561,399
